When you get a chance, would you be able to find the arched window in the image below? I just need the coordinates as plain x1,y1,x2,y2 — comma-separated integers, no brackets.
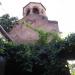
26,8,30,16
33,7,39,14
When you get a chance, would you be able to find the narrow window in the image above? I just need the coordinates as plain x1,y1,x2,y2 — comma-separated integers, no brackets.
26,9,30,16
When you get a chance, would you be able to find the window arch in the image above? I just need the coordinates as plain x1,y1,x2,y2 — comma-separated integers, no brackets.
32,7,39,14
26,8,30,16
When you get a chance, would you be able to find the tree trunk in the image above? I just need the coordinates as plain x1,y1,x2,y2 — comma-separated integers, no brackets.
0,25,13,41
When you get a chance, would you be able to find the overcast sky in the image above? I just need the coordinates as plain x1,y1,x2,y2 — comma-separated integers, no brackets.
0,0,75,32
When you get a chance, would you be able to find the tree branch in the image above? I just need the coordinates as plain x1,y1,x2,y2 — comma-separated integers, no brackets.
0,25,13,41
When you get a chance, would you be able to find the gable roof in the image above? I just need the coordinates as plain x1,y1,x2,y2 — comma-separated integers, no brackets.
23,2,46,10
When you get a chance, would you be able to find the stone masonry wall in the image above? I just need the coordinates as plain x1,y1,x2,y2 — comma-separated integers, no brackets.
8,14,59,44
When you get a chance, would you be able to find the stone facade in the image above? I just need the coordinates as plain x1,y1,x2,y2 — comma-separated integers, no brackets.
8,2,59,44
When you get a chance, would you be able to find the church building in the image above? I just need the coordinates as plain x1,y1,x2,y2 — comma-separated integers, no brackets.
0,2,59,44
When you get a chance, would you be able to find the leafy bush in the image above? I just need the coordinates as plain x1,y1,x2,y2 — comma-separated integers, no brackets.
1,32,75,75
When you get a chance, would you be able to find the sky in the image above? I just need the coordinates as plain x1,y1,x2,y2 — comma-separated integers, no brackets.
0,0,75,32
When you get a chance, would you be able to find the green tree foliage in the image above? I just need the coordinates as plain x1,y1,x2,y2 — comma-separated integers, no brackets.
1,32,75,75
69,64,75,75
58,33,75,60
0,14,18,32
0,39,5,54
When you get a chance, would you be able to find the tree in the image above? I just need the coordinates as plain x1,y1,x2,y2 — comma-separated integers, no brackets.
0,14,18,32
3,31,71,75
1,23,74,75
